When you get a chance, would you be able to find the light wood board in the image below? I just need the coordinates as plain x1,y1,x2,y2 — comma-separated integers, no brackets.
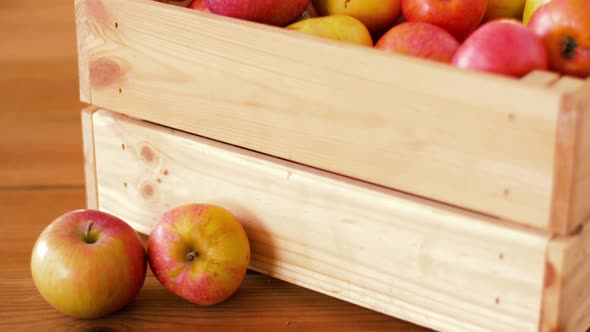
91,109,551,332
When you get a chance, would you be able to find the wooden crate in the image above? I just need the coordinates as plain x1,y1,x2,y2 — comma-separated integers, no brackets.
82,108,590,332
75,0,590,235
74,0,590,330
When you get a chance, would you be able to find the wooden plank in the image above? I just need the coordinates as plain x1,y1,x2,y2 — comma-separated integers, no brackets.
81,106,99,209
550,77,590,234
542,223,590,332
520,70,560,88
91,109,551,332
76,0,563,231
74,0,90,103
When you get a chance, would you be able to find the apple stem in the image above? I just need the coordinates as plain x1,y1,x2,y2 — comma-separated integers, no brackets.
85,220,94,240
561,37,577,59
186,249,199,262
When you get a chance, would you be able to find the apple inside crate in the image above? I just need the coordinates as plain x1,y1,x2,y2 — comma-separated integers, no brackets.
82,108,590,332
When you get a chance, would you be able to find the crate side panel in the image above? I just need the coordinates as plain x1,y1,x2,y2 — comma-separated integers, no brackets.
92,109,549,332
550,77,590,234
542,224,590,332
78,0,562,231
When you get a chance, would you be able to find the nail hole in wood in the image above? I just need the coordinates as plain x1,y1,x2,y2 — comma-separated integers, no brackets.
495,297,500,305
121,143,125,151
124,182,128,188
115,22,119,29
118,88,122,94
157,178,162,183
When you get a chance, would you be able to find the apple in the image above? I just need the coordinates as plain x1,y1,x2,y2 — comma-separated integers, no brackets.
312,0,402,34
31,209,147,319
452,19,547,77
188,0,210,12
286,15,373,47
375,22,460,63
528,0,590,78
522,0,550,24
147,204,250,305
483,0,526,21
204,0,309,26
401,0,488,41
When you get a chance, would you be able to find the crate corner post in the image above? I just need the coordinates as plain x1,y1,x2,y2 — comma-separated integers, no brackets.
81,106,100,210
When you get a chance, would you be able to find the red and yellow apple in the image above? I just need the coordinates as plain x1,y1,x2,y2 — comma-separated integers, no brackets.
523,0,550,24
376,22,460,63
401,0,488,41
528,0,590,77
287,15,373,47
452,19,547,77
204,0,309,26
188,0,210,12
31,209,147,319
147,204,250,305
312,0,402,34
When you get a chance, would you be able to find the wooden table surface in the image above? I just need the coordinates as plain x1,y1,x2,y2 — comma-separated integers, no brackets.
0,1,431,330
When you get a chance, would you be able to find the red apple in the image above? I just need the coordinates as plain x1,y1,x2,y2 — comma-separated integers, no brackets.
147,204,250,305
452,19,548,77
401,0,488,41
528,0,590,77
31,209,147,319
188,0,210,12
375,22,460,63
204,0,310,26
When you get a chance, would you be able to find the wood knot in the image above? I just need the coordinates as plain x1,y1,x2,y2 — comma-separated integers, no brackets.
89,58,122,90
544,261,557,288
140,145,155,163
142,183,154,199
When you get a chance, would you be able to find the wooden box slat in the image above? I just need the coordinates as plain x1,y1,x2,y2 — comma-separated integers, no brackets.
87,108,550,331
73,0,590,234
84,108,590,332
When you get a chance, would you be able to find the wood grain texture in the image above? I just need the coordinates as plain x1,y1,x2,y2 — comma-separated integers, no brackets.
542,224,590,332
92,109,551,332
0,1,434,330
76,0,564,232
81,106,99,209
520,70,560,88
550,77,590,234
75,0,91,103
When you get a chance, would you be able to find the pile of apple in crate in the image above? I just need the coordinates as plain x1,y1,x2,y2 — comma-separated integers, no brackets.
31,0,589,325
173,0,589,78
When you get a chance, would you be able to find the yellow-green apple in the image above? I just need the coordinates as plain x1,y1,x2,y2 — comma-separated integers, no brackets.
401,0,488,41
452,19,547,77
147,204,250,305
483,0,526,21
204,0,309,26
376,22,460,63
311,0,402,34
31,210,147,319
528,0,590,77
522,0,550,24
188,0,210,12
286,15,373,47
